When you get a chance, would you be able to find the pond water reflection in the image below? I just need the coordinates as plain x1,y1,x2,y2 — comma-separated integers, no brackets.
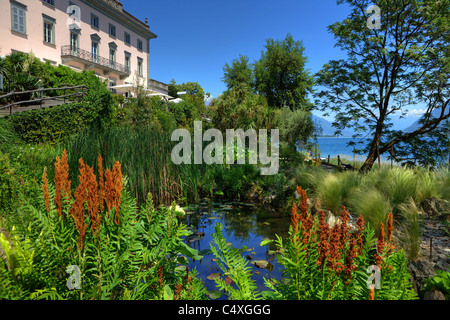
179,198,291,300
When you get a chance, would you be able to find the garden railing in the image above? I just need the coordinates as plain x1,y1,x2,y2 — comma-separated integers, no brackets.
0,85,89,116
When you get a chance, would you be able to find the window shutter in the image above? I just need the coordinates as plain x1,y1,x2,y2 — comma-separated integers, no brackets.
18,9,24,33
12,6,19,31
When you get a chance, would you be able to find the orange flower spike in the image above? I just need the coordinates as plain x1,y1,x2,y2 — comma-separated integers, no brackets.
316,210,330,268
328,224,342,271
375,222,385,267
299,187,308,217
340,207,350,244
54,155,63,217
86,165,100,234
112,161,123,225
368,288,375,300
345,237,358,280
42,168,51,213
356,215,365,254
387,212,393,243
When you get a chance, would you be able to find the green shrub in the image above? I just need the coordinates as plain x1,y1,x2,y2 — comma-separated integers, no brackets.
8,102,102,143
425,270,450,300
397,198,423,260
348,187,392,235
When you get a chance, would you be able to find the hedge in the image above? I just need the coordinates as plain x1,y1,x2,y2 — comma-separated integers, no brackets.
8,102,100,143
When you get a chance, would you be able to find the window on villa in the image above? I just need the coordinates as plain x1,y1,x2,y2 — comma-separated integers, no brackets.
92,41,99,62
124,52,131,72
109,24,116,37
109,49,116,68
70,32,79,54
124,32,131,45
137,39,143,51
91,14,99,28
11,2,27,35
43,0,55,6
43,17,55,45
137,58,143,77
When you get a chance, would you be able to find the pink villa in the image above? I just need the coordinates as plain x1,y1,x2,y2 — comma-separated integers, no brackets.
0,0,168,96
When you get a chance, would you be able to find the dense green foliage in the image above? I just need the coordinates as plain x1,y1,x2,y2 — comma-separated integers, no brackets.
0,154,206,300
253,33,315,111
0,52,42,97
222,55,254,90
1,53,116,144
209,85,272,132
9,102,98,143
168,80,208,101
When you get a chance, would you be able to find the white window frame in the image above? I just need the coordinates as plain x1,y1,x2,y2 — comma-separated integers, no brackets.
70,32,80,55
137,58,143,77
124,52,131,72
92,41,99,63
109,48,116,68
43,16,56,45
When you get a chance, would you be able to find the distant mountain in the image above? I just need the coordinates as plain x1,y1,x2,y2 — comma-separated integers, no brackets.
404,106,450,133
311,115,356,137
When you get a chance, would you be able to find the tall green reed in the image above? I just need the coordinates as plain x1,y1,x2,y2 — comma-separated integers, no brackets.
67,126,183,207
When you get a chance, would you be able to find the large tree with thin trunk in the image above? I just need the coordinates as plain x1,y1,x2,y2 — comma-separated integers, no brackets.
315,0,449,172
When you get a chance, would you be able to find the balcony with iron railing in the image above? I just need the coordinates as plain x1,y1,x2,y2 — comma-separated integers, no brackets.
61,45,131,79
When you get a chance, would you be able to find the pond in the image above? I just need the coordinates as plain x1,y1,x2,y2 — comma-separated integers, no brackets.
179,198,292,300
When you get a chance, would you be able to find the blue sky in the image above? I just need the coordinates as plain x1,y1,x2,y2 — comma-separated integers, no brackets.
125,0,422,130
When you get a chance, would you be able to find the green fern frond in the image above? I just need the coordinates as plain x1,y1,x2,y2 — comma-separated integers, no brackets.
210,223,260,300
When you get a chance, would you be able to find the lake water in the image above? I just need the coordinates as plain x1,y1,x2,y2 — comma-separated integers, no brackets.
180,199,291,300
313,137,391,163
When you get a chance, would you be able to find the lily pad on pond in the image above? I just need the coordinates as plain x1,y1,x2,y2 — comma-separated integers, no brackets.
251,260,274,271
207,272,221,280
206,290,222,299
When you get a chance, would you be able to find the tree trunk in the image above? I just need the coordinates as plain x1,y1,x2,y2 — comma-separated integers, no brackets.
359,127,383,173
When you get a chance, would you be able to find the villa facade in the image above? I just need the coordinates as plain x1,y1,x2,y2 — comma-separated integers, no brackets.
0,0,168,95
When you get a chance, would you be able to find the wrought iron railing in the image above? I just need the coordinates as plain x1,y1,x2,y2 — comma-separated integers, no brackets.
61,45,130,75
